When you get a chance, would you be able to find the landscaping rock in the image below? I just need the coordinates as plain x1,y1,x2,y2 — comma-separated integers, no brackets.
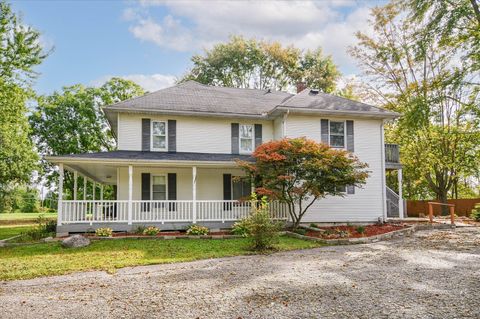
61,235,90,248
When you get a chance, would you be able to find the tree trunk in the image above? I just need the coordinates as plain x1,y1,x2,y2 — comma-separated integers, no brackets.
437,190,449,216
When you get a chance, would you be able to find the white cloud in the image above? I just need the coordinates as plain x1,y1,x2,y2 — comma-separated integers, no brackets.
92,73,176,92
125,0,377,72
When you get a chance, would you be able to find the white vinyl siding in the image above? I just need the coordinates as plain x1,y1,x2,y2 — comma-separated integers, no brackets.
117,167,245,201
285,115,384,222
117,113,273,153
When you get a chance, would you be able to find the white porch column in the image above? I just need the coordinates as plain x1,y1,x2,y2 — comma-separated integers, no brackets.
100,184,104,201
57,163,64,226
73,170,78,200
128,165,133,225
92,182,96,201
83,177,87,200
398,168,404,218
192,166,197,223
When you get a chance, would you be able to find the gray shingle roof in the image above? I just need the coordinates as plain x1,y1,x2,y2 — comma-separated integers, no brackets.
276,89,395,115
49,150,253,162
105,80,293,116
103,80,399,120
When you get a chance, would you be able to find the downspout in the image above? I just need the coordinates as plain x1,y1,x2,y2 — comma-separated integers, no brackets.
380,120,387,222
282,109,290,138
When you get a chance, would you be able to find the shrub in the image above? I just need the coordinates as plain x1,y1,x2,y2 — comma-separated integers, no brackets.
245,195,283,250
470,205,480,221
16,216,57,242
95,228,113,237
231,219,251,237
294,228,307,235
356,226,366,234
133,225,147,235
143,226,160,236
186,225,209,235
309,223,318,228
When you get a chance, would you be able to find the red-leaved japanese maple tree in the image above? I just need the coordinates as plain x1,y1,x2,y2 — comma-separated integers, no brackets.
239,138,369,230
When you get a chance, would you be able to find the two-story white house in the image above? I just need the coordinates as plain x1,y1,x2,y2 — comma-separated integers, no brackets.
47,81,403,234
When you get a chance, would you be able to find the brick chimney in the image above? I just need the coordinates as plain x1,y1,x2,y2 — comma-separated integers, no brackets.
296,81,307,93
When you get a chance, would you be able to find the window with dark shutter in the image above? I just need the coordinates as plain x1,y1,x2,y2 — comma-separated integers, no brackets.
168,120,176,152
254,124,262,149
142,119,151,151
231,123,239,154
168,173,177,211
320,119,329,144
141,173,151,211
346,120,354,152
223,174,232,210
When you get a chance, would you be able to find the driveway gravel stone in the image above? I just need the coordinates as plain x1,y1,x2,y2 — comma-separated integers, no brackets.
1,227,479,318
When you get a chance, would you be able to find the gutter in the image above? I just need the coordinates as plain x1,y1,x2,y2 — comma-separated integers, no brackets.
45,156,246,167
269,106,400,120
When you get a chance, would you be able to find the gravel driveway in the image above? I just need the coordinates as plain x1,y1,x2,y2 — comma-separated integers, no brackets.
1,227,479,318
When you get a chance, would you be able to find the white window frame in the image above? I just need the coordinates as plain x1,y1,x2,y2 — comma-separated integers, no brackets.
328,120,346,149
231,176,252,200
150,174,168,201
151,120,168,151
239,124,255,154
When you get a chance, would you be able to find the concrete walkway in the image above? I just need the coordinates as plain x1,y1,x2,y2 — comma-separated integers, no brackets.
1,227,479,318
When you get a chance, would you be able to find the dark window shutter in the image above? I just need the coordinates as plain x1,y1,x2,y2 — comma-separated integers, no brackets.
231,123,239,154
346,120,354,152
141,173,151,200
168,120,176,152
254,124,262,149
223,174,232,210
320,119,329,145
142,119,151,151
347,185,355,194
141,173,151,212
168,173,177,211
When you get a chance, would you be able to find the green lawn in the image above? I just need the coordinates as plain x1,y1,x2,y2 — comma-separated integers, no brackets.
0,236,323,281
0,225,35,240
0,212,57,225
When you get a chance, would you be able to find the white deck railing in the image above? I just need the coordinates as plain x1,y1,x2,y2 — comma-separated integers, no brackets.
58,200,289,225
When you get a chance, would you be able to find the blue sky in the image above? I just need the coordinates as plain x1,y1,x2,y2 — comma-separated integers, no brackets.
12,0,384,94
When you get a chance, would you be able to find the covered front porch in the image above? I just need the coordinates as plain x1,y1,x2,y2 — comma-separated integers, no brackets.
48,151,288,234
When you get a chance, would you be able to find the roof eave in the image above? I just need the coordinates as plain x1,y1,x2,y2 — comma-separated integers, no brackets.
269,106,401,119
102,107,270,120
45,155,245,167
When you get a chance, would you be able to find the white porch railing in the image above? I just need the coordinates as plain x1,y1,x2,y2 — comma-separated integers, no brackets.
59,200,289,224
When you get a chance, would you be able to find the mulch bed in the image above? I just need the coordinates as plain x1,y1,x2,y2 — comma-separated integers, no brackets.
83,231,232,238
305,224,407,239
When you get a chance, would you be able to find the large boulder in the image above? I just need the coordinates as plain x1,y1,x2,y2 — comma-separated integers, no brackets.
61,235,90,248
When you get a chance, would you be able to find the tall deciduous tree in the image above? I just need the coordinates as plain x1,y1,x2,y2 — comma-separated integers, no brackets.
0,1,49,87
405,0,480,73
350,3,480,208
29,78,145,195
239,138,369,230
0,80,38,188
0,1,47,203
181,36,341,93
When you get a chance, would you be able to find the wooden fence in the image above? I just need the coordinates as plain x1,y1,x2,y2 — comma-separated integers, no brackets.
406,198,480,217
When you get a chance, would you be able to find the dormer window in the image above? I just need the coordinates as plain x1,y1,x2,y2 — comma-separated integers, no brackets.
329,121,345,148
152,121,167,151
239,124,254,153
